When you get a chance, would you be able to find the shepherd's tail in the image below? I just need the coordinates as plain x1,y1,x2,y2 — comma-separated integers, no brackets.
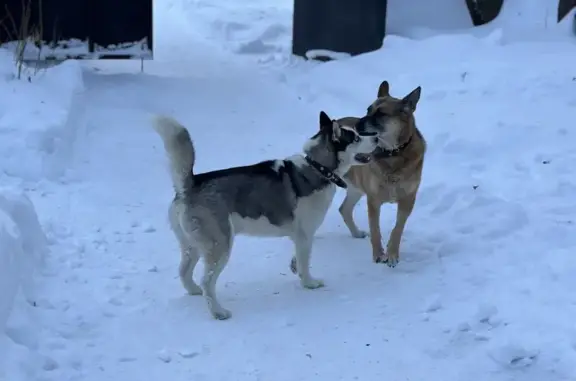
152,115,195,194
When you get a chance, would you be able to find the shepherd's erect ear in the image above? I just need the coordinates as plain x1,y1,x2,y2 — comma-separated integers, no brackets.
402,86,421,111
377,80,390,98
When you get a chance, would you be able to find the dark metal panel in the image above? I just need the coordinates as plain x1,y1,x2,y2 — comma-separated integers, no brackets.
292,0,387,60
88,0,153,58
465,0,504,26
0,0,152,59
558,0,576,22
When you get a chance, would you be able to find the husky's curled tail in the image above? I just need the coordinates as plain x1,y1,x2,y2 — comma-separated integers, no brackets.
152,116,195,194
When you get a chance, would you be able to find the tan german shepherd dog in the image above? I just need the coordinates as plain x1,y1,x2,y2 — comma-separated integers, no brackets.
338,80,426,266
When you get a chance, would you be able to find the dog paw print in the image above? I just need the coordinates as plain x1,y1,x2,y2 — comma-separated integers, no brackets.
475,304,504,329
487,343,539,369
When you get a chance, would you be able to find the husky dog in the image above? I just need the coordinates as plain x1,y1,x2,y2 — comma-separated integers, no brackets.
152,111,380,320
338,80,426,266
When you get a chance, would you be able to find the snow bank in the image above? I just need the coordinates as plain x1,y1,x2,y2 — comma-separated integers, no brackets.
0,48,85,182
0,189,48,379
386,0,575,41
0,49,84,378
386,0,474,37
478,0,576,43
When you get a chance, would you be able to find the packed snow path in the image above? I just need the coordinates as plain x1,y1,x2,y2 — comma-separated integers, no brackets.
27,44,576,381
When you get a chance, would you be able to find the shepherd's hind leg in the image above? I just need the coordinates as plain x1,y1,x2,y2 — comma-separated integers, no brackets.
338,187,368,238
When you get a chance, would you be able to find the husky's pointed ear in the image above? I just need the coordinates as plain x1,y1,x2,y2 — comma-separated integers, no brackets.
319,111,341,139
377,80,390,98
402,86,421,112
319,111,332,129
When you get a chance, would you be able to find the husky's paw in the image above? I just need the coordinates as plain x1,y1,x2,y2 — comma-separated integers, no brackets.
301,278,325,289
211,308,232,320
351,230,369,239
185,284,203,296
289,257,297,274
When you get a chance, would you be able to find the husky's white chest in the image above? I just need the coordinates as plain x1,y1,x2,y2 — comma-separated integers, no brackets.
293,184,336,233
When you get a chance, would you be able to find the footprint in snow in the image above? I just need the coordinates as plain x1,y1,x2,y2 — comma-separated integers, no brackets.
178,350,199,359
475,304,501,328
488,343,539,369
423,295,443,313
118,356,137,363
143,224,156,233
42,356,59,371
157,350,172,363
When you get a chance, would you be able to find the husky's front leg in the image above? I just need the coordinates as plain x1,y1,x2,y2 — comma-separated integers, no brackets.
289,232,324,289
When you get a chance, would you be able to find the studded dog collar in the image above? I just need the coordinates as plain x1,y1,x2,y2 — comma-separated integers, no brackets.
304,156,348,189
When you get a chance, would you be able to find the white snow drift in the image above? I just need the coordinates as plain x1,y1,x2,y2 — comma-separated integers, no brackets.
0,49,84,380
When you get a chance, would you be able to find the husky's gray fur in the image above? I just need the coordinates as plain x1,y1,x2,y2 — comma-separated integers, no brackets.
152,111,381,320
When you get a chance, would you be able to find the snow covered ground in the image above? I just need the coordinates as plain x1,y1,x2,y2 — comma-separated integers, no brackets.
2,0,576,380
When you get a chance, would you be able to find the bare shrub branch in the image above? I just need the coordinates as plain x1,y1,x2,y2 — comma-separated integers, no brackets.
1,0,44,79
